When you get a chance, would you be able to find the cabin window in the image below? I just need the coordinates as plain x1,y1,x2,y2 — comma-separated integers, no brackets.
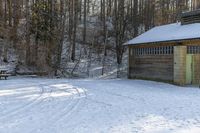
187,46,200,54
133,46,173,56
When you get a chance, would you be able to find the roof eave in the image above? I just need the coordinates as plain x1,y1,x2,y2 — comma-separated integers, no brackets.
125,37,200,46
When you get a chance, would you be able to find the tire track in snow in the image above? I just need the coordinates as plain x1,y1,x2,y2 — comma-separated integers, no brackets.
29,85,87,133
1,81,87,133
41,86,77,122
0,85,44,120
53,86,87,123
0,84,53,120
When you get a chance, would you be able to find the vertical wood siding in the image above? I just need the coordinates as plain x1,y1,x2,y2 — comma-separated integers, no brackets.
193,54,200,84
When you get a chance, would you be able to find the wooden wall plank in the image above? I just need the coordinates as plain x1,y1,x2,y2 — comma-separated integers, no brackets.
129,54,174,81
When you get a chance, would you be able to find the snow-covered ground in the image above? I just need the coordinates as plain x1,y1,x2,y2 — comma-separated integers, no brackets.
1,77,200,133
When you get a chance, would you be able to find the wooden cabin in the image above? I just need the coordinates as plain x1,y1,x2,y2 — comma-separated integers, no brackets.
125,10,200,85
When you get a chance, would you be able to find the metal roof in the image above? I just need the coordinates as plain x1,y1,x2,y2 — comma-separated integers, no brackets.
125,23,200,45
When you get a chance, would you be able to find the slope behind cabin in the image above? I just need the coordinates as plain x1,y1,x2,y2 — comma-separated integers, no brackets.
125,10,200,85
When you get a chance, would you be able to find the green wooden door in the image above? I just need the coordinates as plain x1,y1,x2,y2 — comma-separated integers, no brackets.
186,54,193,84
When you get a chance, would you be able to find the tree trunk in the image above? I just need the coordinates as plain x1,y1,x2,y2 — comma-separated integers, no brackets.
71,0,78,62
25,0,31,65
7,0,12,26
0,0,3,18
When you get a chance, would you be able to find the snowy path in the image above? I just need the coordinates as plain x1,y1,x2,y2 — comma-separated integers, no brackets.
1,78,200,133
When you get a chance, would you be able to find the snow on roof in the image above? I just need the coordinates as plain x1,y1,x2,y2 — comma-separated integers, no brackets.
125,23,200,45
